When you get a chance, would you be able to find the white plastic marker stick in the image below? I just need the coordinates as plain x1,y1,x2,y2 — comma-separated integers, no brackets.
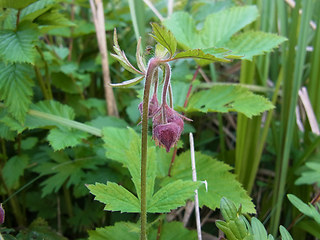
189,133,202,240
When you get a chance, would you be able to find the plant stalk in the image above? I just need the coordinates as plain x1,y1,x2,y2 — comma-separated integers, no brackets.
140,58,159,240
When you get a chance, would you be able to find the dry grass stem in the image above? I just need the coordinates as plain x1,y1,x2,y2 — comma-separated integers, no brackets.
89,0,118,116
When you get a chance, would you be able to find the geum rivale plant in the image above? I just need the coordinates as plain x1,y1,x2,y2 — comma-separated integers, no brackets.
86,21,281,240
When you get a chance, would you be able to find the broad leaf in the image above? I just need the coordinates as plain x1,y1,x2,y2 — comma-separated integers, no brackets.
163,12,201,49
0,0,37,9
87,182,140,213
152,221,197,240
47,128,88,151
20,0,58,22
164,6,259,49
88,221,197,240
181,85,274,118
2,155,29,189
161,151,255,213
147,180,201,213
0,21,39,64
202,6,259,46
102,127,156,200
88,222,139,240
26,100,75,129
150,23,177,57
0,63,34,122
223,31,287,60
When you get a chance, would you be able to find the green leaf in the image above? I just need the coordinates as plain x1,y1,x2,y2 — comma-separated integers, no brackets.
147,180,200,213
223,31,287,60
0,122,16,140
102,127,156,200
295,162,320,186
0,21,39,64
251,217,268,240
202,6,259,46
2,155,29,189
0,63,34,122
16,218,67,240
88,222,139,240
87,182,140,213
287,194,320,224
20,0,58,21
33,150,103,197
47,128,88,151
296,220,320,239
163,11,201,49
182,85,274,118
26,100,75,129
110,76,144,88
164,6,259,49
220,197,239,221
161,151,255,213
173,49,231,64
36,9,75,29
89,221,197,240
153,221,197,240
0,0,37,9
279,226,293,240
150,23,177,57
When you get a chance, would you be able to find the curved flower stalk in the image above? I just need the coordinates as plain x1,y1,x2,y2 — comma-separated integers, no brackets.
109,27,192,240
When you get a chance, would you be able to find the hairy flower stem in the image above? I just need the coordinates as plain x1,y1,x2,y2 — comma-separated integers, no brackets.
160,63,171,123
141,58,159,240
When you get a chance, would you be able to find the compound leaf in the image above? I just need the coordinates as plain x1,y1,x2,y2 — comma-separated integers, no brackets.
182,85,274,118
202,5,259,46
102,127,156,200
150,23,177,57
147,180,201,213
26,100,75,129
223,31,287,60
161,151,255,213
47,128,88,151
163,11,200,49
2,155,29,189
87,182,140,213
0,62,34,122
88,222,139,240
0,21,39,64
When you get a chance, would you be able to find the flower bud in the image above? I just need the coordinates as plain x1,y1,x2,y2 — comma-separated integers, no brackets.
153,122,181,152
152,104,187,152
138,94,159,118
0,203,5,225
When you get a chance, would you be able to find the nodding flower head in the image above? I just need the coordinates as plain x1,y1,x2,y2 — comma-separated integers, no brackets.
152,104,188,152
0,203,4,225
138,93,159,118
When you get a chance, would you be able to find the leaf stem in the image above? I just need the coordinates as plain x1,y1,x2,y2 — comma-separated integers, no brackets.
141,58,159,240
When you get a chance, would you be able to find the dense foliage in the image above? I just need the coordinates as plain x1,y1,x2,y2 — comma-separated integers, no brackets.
0,0,319,239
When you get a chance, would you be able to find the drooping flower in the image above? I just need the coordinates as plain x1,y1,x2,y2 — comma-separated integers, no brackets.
152,104,189,152
138,93,159,118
